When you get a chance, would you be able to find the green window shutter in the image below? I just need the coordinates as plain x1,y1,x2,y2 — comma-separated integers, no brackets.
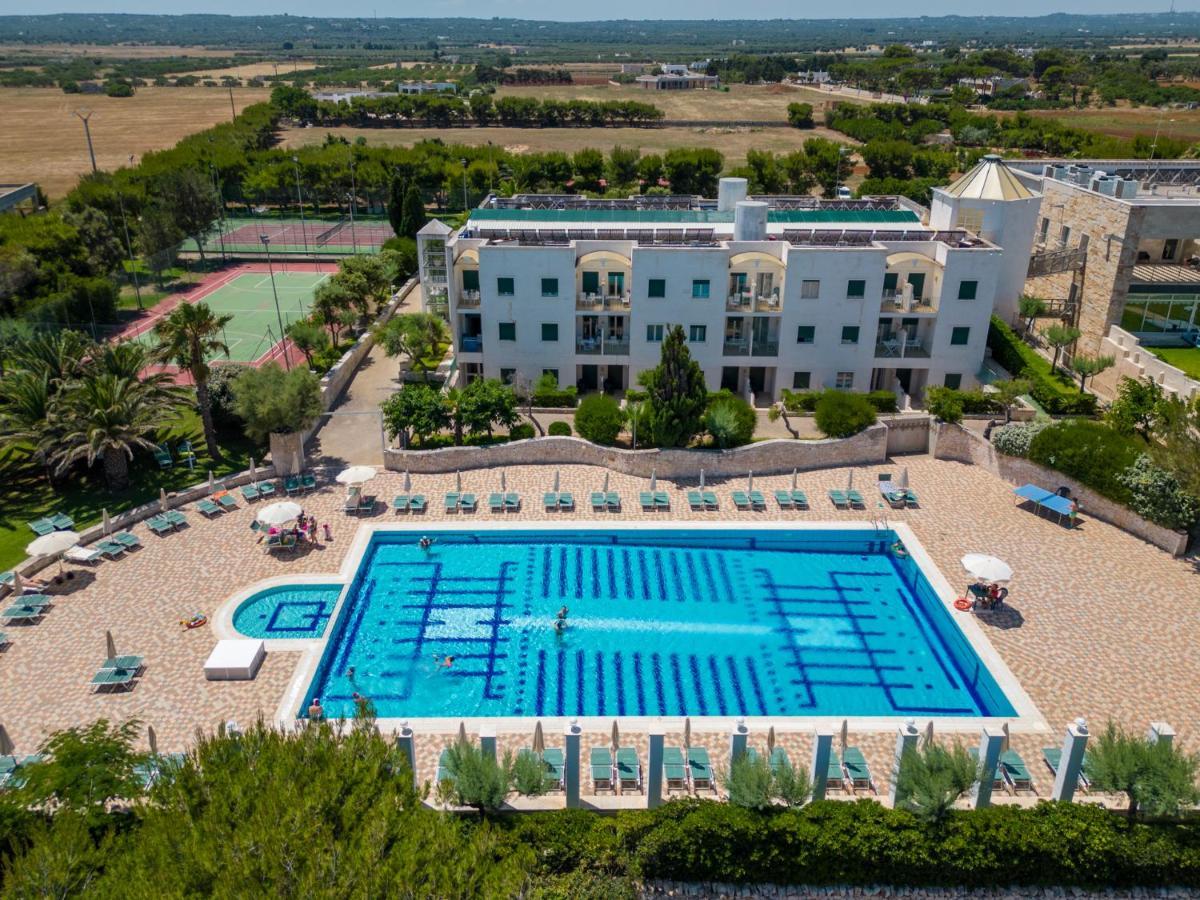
957,280,978,300
582,271,600,294
796,325,815,343
498,322,516,341
497,277,514,296
648,278,666,298
846,280,866,299
883,272,898,292
951,326,970,346
541,323,558,341
841,326,859,344
541,277,558,297
462,269,479,291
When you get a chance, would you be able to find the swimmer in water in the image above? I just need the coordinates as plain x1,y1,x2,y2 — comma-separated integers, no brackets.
556,605,569,620
419,536,434,550
554,617,567,635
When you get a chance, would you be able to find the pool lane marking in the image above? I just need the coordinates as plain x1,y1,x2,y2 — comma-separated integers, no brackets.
651,652,668,715
688,656,710,716
725,656,750,716
707,656,729,715
632,652,648,715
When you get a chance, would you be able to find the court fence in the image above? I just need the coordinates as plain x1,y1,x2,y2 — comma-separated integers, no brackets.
182,216,396,259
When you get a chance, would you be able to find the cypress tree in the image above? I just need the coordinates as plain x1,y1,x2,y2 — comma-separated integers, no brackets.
387,175,406,236
640,325,708,447
400,184,427,238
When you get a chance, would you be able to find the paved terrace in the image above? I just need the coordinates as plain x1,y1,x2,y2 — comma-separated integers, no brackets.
1,457,1197,806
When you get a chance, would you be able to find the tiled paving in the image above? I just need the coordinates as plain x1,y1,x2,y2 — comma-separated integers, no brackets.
2,456,1197,809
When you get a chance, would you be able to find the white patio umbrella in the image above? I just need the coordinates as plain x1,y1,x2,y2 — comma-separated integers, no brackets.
532,720,545,755
257,501,303,526
27,530,80,576
553,469,560,493
649,469,657,491
699,469,705,489
105,630,117,661
335,466,376,486
404,470,412,493
455,470,462,492
159,488,169,514
102,509,111,536
610,719,620,753
961,554,1013,584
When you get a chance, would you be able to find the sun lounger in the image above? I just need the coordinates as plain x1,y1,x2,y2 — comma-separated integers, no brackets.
879,481,908,508
687,747,715,792
687,490,705,511
846,490,865,508
214,493,237,510
2,605,45,624
654,491,669,510
26,518,55,536
164,510,187,528
154,447,172,469
732,490,751,510
702,490,718,509
828,489,849,508
95,540,126,559
842,746,875,794
459,493,476,512
542,747,565,790
640,491,655,511
91,666,137,692
443,492,459,512
824,750,846,792
284,476,301,494
112,531,141,550
748,490,766,510
769,747,790,775
999,749,1034,794
146,515,173,535
393,495,410,513
591,492,607,511
590,747,615,793
606,492,621,511
240,484,260,502
197,499,223,517
102,654,143,673
902,489,919,507
504,492,520,511
301,474,317,491
968,747,1005,793
64,546,103,564
50,513,75,530
1041,747,1091,793
616,747,643,793
557,492,573,511
774,490,793,509
518,749,561,793
663,746,688,792
489,493,504,512
436,748,456,785
257,481,276,498
409,495,426,513
544,492,559,510
791,490,809,508
357,494,376,513
0,632,8,648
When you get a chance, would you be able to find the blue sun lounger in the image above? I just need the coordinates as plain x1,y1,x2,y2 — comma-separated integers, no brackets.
1013,484,1077,527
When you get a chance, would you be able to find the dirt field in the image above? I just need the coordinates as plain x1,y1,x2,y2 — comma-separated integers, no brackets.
0,43,248,61
279,123,853,168
1028,106,1200,144
169,61,286,80
2,85,270,199
495,82,843,122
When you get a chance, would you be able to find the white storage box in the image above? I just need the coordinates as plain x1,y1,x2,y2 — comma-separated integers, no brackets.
204,639,265,681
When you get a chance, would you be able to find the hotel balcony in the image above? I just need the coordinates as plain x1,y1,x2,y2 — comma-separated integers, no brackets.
576,292,631,311
722,338,778,357
459,334,483,353
726,290,783,314
576,337,631,356
458,289,481,308
881,289,936,315
874,338,931,359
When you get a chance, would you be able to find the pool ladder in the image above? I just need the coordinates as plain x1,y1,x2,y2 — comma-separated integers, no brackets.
871,503,889,540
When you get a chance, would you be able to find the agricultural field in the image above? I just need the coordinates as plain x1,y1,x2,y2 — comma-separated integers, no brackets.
1028,105,1200,144
0,85,270,198
168,60,285,80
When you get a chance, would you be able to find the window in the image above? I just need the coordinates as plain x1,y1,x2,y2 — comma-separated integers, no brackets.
950,326,970,346
1078,234,1090,254
1059,225,1071,247
1039,217,1050,243
846,279,866,299
796,325,815,344
835,371,854,389
498,322,516,341
542,369,559,383
841,326,860,345
956,208,984,233
801,279,820,299
462,269,479,291
646,324,665,342
688,325,707,343
541,277,559,297
957,280,978,300
499,368,516,385
648,278,666,298
944,373,963,390
497,277,515,296
882,272,898,294
792,371,811,390
691,279,710,299
581,271,599,295
541,323,558,342
1163,238,1179,261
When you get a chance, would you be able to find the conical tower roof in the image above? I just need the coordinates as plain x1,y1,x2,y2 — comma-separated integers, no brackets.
943,154,1033,201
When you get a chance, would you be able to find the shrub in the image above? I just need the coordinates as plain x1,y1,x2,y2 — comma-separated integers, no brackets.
924,386,964,424
206,363,246,433
509,422,535,441
1027,420,1142,503
547,420,572,437
986,316,1098,416
530,372,578,408
865,390,899,413
895,742,978,824
1086,721,1200,819
724,753,774,810
231,363,323,444
704,391,756,448
575,393,624,445
990,421,1047,458
780,389,819,413
814,390,877,438
439,740,511,811
1118,454,1200,531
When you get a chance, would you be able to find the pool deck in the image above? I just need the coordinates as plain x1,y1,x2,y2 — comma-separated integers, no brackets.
2,456,1198,804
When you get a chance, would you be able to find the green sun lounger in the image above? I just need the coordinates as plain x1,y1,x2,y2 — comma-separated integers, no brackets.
436,748,456,785
654,491,669,509
846,490,866,508
606,492,621,510
591,491,607,511
968,747,1005,792
488,493,504,512
409,495,426,513
541,747,565,790
145,515,172,535
459,493,476,512
301,474,317,491
1041,747,1091,792
687,747,715,792
504,492,520,511
112,531,140,550
616,747,642,793
663,746,688,791
215,494,237,510
102,655,143,672
284,476,301,494
999,749,1034,793
701,490,718,509
393,495,410,512
257,481,276,498
164,510,187,528
769,746,790,774
95,540,126,559
544,492,559,510
50,512,75,530
828,489,849,508
443,492,459,512
91,667,137,692
842,746,874,793
775,490,793,509
27,518,55,536
791,490,809,508
590,747,614,792
825,750,845,791
903,489,919,507
639,491,655,511
748,490,766,509
240,483,260,502
687,490,705,510
154,447,172,469
2,605,45,623
196,499,222,517
731,490,751,509
557,492,573,511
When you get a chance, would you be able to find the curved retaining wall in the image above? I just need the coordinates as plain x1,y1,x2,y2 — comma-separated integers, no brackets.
383,425,888,479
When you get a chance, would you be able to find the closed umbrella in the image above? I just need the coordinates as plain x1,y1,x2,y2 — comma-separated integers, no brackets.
208,470,216,494
27,530,80,577
249,456,256,484
767,726,776,755
898,467,909,490
747,471,754,492
649,470,657,492
553,469,560,493
603,471,610,493
457,721,468,745
257,501,303,526
11,572,23,595
610,719,620,753
1001,722,1011,753
839,719,848,755
456,470,462,493
292,450,302,477
105,630,117,661
404,470,412,493
699,469,705,489
532,721,545,755
159,488,169,514
500,470,506,492
102,509,111,536
0,723,13,757
923,720,934,748
792,468,798,490
847,470,854,493
147,724,158,756
335,466,376,485
961,554,1013,584
683,717,691,751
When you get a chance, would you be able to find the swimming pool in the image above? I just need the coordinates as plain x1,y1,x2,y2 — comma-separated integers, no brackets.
294,527,1016,721
233,584,340,640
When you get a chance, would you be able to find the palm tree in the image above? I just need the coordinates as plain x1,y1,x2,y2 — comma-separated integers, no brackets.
153,302,232,462
42,370,186,491
8,329,93,387
0,369,54,478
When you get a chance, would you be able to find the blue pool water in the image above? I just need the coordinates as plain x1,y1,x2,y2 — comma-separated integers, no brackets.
233,584,340,639
298,529,1015,720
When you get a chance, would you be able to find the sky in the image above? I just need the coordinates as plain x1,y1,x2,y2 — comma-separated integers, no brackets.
9,2,1181,18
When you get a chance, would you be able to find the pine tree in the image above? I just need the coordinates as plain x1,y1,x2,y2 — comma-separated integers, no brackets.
387,175,406,237
639,325,708,447
400,184,427,239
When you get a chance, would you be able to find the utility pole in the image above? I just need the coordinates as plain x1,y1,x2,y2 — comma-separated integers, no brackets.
210,163,227,262
74,109,97,174
259,234,292,370
228,86,237,121
460,157,469,211
292,155,309,255
116,191,143,310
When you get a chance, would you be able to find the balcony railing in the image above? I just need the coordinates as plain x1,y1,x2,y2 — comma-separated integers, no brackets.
576,337,631,356
726,291,783,313
459,335,483,353
753,339,779,357
576,292,631,311
723,340,750,356
875,339,931,359
458,289,481,307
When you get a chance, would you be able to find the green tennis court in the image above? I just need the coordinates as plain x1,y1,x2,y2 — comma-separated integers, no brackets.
165,271,329,363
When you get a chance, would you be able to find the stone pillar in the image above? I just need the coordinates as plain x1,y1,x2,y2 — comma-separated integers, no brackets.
647,729,665,809
888,719,920,806
1148,722,1175,747
564,720,582,809
972,727,1005,809
1051,718,1089,803
729,717,749,765
479,726,496,762
396,722,416,786
810,730,833,801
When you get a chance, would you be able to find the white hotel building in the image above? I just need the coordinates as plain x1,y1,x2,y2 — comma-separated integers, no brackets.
417,158,1040,404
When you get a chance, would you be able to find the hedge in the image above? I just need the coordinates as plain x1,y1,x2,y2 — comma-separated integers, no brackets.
504,799,1200,889
530,385,578,408
782,389,897,414
987,316,1097,416
1027,419,1141,504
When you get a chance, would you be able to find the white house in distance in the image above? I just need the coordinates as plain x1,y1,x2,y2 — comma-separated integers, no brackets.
418,163,1043,405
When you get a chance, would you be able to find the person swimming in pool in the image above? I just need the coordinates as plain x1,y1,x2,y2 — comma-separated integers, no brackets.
433,654,454,669
554,617,567,635
419,536,434,550
556,605,569,620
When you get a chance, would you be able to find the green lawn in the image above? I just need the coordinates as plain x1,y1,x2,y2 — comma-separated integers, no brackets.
1150,346,1200,380
0,411,260,573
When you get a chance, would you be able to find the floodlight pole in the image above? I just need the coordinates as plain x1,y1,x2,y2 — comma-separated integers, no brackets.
210,163,227,262
292,155,309,256
349,155,358,253
116,191,143,310
460,157,469,211
228,86,237,121
74,109,97,174
260,234,292,370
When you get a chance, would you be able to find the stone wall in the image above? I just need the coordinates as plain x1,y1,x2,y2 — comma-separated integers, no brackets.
1092,325,1200,403
384,426,889,479
879,414,931,455
930,422,1188,556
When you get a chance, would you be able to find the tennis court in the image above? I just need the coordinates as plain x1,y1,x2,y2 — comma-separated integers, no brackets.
186,217,395,256
123,264,334,367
